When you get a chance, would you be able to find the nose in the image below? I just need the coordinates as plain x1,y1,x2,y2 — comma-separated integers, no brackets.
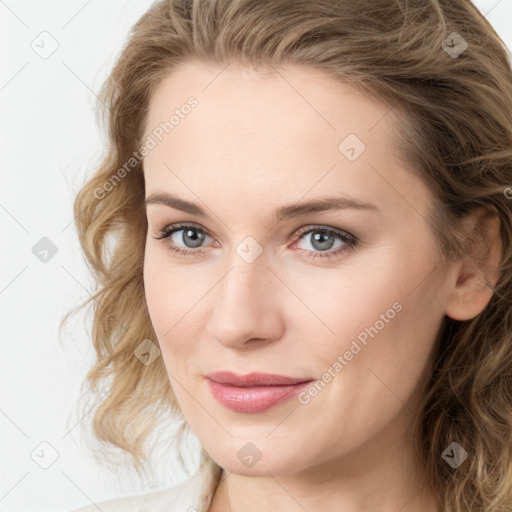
204,253,284,349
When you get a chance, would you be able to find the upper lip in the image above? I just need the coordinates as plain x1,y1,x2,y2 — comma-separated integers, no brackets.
205,371,314,387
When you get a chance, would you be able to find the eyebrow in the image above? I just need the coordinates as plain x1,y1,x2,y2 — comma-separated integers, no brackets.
144,192,379,222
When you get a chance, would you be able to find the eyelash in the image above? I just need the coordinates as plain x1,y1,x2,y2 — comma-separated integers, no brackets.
154,222,358,261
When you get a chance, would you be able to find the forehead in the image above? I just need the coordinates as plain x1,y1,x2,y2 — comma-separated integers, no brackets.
142,61,432,222
144,60,392,140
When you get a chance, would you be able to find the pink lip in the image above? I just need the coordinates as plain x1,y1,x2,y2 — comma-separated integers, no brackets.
205,371,314,413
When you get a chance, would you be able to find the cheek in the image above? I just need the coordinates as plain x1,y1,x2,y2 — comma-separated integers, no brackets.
143,247,165,328
283,255,404,350
298,247,445,387
143,245,209,362
143,246,181,349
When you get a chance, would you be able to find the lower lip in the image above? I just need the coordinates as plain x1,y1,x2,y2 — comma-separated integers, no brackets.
206,379,313,413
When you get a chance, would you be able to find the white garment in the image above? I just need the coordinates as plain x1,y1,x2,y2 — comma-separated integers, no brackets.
68,457,222,512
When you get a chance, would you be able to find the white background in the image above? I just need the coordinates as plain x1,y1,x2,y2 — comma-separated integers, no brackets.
1,1,511,511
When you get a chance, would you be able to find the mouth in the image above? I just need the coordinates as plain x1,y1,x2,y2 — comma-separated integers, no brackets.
204,371,315,413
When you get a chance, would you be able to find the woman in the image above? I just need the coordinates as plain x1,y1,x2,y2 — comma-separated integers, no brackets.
66,0,512,510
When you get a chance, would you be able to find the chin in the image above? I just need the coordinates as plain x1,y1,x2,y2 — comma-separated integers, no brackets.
206,441,310,477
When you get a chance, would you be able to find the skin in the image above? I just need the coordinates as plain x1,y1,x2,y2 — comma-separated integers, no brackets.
142,61,502,512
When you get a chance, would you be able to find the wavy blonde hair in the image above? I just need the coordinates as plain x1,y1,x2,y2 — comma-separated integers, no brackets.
61,0,512,507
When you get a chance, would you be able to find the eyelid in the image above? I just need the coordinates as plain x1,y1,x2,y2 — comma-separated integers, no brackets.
154,220,210,236
292,224,357,244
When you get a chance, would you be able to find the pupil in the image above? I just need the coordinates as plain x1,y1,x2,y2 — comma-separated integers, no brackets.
312,231,334,251
184,228,204,248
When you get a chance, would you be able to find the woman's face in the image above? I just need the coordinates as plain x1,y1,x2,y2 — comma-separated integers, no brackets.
142,61,454,476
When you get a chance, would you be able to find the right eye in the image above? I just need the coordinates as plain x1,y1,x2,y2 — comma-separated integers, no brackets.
154,222,217,257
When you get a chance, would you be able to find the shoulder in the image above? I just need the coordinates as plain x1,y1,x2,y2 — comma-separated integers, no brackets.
68,458,222,512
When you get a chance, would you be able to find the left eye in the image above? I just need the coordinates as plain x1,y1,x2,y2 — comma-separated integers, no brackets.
294,227,350,253
154,223,358,260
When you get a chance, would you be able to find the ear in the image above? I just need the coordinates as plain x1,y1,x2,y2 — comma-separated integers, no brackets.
445,209,503,321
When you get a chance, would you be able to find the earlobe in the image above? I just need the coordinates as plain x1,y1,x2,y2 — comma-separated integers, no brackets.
444,212,502,321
